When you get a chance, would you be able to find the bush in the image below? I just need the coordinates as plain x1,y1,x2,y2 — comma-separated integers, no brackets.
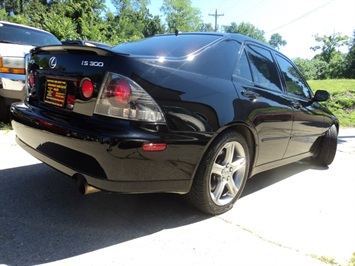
308,79,355,127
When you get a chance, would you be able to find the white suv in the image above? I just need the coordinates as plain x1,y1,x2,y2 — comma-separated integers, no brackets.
0,21,61,122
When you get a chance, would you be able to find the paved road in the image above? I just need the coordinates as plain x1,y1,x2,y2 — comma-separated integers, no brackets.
0,128,354,266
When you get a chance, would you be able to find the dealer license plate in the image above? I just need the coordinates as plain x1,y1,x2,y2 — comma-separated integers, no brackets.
44,79,67,107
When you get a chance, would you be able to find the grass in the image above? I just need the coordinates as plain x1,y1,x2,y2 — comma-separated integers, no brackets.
349,252,355,266
309,252,355,266
0,122,12,132
308,79,355,127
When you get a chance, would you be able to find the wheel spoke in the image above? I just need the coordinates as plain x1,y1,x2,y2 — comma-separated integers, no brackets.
211,162,224,176
226,178,238,197
224,142,235,164
231,157,246,172
212,179,227,202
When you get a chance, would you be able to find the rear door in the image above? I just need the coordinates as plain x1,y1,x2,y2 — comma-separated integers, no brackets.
232,43,293,166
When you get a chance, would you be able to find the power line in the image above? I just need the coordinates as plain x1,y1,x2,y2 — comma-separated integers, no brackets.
266,0,335,34
209,9,224,32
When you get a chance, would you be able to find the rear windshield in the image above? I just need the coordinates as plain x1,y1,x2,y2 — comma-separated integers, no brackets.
0,23,61,46
113,34,223,58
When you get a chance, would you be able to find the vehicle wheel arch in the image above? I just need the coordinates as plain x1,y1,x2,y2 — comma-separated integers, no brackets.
185,122,257,214
191,123,257,183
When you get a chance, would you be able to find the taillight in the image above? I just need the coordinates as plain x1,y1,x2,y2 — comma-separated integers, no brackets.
106,78,131,106
66,94,76,109
0,57,25,74
29,73,35,87
95,72,165,123
80,79,94,99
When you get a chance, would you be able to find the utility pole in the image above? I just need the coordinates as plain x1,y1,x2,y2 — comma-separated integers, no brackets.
208,9,224,32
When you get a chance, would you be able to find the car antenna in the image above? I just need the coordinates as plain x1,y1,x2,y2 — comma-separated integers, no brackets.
175,29,180,36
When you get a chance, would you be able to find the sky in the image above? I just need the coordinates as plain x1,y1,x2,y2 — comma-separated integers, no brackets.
108,0,355,59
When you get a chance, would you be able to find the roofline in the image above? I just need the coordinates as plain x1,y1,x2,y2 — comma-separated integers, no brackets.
153,32,271,47
0,20,52,34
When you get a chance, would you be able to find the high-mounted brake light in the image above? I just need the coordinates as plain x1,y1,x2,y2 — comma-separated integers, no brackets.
80,79,94,99
94,72,166,123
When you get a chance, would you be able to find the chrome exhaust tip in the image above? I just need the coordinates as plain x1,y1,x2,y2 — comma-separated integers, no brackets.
75,175,101,195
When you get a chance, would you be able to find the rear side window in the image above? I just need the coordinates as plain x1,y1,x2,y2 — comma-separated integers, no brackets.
234,50,253,81
245,44,281,91
0,23,61,46
275,54,312,99
113,34,222,57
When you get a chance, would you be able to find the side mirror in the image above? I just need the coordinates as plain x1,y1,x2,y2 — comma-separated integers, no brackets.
313,90,330,102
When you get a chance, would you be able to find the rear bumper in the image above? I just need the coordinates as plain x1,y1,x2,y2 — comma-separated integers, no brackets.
11,102,208,194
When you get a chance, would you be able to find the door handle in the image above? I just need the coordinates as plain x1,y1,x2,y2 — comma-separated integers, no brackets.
241,90,260,101
292,101,302,109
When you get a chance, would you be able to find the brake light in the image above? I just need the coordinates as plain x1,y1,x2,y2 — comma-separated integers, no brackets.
106,78,131,106
0,57,25,74
80,79,94,99
94,72,165,123
29,73,35,87
66,94,76,109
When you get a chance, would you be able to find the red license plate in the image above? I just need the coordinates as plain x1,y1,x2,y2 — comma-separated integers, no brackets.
44,79,67,107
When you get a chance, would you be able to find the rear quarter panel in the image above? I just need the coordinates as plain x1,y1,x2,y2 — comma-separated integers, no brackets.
108,39,243,133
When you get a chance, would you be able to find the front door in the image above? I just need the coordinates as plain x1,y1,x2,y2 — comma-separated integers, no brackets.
233,44,293,166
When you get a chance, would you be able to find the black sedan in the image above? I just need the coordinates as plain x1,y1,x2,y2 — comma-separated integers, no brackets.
10,33,338,215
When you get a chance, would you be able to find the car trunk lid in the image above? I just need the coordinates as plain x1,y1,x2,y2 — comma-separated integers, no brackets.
27,45,119,116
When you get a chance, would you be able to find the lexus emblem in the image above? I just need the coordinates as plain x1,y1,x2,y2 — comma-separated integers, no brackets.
49,57,57,69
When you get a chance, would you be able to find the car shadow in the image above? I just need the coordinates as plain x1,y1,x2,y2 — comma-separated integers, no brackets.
337,134,355,143
0,163,209,266
241,158,327,197
0,159,325,265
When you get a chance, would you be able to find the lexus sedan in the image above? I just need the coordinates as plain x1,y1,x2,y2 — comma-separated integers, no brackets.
10,33,338,215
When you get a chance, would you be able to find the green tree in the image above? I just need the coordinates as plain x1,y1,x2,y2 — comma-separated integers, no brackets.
328,52,347,78
293,57,328,80
200,23,214,32
62,0,107,41
0,0,24,15
268,33,287,50
108,0,164,44
345,30,355,78
311,33,349,63
160,0,202,32
223,22,266,42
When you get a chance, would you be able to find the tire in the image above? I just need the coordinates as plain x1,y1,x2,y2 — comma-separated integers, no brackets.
313,124,338,166
186,131,250,215
0,97,10,123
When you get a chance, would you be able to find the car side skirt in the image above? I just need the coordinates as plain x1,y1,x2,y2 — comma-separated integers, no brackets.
250,151,313,177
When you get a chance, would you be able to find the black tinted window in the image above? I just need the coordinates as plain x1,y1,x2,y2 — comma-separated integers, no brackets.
234,50,253,81
245,45,281,91
113,34,222,57
0,23,61,46
276,54,312,99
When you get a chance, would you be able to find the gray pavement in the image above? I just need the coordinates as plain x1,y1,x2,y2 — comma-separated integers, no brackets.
0,128,354,266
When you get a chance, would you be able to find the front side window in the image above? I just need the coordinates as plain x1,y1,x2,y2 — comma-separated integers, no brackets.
245,44,281,91
276,54,312,99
